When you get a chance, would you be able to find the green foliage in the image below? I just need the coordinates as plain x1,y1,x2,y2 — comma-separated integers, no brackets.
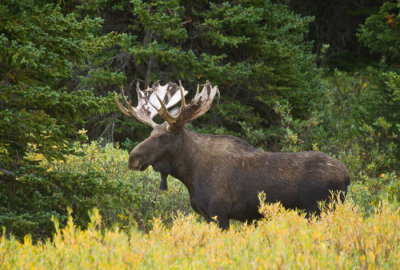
0,142,191,240
267,70,400,176
0,0,117,172
0,1,106,84
0,164,109,239
384,71,400,101
358,0,400,64
55,142,191,231
349,173,400,216
198,0,320,119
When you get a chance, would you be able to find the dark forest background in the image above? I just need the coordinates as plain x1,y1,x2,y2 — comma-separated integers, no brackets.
1,0,400,239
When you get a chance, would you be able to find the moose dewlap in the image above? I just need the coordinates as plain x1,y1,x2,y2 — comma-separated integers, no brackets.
115,81,350,229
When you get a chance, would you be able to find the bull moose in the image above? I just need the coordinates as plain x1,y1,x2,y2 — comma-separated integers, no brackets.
115,81,350,229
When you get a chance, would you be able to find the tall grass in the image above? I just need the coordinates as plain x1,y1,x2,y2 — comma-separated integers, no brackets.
1,200,399,269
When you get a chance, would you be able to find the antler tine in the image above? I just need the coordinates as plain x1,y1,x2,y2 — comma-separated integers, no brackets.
120,88,137,119
178,80,186,107
136,81,146,108
115,89,130,117
152,93,176,124
136,81,141,95
194,84,200,99
115,86,156,127
127,100,136,118
120,88,131,108
215,84,221,104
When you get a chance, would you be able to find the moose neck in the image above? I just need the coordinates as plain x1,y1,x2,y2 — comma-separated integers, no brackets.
167,127,202,192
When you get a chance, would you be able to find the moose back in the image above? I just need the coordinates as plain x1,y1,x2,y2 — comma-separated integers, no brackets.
115,81,350,229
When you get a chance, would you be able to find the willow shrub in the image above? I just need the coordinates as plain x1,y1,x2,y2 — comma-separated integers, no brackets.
53,142,192,232
1,199,399,269
0,142,191,241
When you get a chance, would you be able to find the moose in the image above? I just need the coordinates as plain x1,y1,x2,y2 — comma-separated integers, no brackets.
115,81,350,229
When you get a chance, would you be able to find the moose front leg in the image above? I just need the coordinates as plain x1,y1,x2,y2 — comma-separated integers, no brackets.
159,172,168,190
152,161,171,191
191,188,230,229
190,197,218,225
208,200,230,230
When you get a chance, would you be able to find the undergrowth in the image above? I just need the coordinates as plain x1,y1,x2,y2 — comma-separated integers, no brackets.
1,200,399,269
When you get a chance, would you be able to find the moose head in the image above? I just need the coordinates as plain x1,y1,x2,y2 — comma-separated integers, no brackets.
115,81,219,190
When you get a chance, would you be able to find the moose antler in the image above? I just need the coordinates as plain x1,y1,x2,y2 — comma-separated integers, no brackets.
115,81,188,127
153,80,220,131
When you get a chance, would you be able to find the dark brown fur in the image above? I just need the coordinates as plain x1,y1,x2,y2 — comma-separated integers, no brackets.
128,123,350,229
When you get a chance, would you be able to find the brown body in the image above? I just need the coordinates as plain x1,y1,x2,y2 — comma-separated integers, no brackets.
116,81,350,229
130,124,350,229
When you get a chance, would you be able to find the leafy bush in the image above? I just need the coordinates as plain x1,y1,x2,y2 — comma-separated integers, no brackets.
349,172,400,216
0,142,191,240
1,199,400,268
267,70,400,174
55,142,192,231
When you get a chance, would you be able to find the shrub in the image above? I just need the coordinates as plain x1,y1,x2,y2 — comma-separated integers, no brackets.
0,142,191,240
349,172,400,216
1,199,400,269
268,70,400,176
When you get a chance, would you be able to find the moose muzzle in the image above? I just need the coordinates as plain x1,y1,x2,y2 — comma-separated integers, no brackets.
128,156,142,170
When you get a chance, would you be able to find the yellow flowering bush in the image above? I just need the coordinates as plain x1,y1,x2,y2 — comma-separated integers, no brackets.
1,200,399,269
